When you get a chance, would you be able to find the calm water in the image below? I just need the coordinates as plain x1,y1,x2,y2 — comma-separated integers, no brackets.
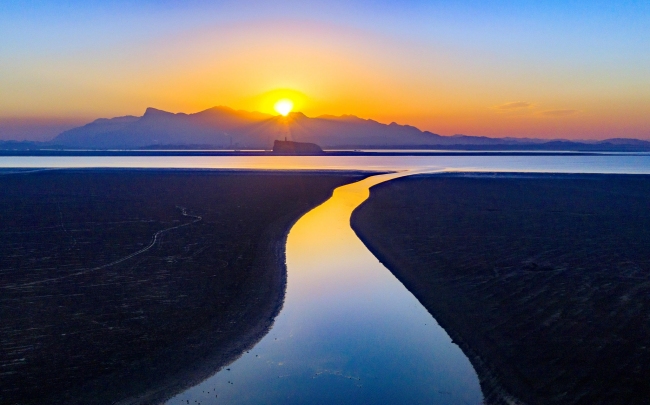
6,155,650,404
166,171,483,405
3,154,650,173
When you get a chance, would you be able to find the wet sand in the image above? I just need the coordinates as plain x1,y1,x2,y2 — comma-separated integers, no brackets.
351,173,650,405
0,169,366,405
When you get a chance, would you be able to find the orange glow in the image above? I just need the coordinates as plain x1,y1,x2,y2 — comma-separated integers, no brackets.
286,172,411,299
2,20,648,140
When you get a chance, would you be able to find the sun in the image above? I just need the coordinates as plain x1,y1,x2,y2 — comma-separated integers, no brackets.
274,99,294,116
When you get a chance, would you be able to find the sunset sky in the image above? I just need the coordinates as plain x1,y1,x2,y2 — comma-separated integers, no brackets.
1,0,649,141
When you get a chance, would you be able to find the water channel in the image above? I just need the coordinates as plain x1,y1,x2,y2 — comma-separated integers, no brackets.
166,170,484,404
8,154,650,403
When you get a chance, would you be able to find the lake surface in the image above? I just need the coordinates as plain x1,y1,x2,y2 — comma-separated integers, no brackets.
5,154,650,404
3,154,650,173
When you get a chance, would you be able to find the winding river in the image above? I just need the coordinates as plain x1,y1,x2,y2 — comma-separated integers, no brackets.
9,154,650,403
166,171,484,404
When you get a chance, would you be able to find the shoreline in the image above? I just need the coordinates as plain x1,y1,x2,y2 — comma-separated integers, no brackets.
351,172,650,404
116,184,341,405
0,150,644,157
0,167,384,175
351,220,523,405
0,170,367,405
350,173,525,404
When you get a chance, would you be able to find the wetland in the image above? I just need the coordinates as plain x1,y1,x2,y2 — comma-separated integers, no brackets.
352,173,650,404
0,169,364,404
3,156,650,404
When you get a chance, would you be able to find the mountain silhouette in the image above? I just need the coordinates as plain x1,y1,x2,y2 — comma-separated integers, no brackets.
52,106,452,149
42,106,650,151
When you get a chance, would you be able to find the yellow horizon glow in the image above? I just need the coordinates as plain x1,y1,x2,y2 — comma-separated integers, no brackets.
2,20,648,140
274,99,294,116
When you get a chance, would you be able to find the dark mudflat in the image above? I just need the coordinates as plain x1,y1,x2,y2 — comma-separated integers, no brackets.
351,173,650,405
0,169,364,405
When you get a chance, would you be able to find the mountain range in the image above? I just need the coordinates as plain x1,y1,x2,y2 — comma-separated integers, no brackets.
3,106,650,151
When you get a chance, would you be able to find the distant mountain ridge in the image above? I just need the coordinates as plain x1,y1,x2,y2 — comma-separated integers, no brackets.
2,106,650,151
51,106,455,149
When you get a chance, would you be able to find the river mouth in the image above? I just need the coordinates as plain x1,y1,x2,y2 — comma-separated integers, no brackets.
167,172,483,405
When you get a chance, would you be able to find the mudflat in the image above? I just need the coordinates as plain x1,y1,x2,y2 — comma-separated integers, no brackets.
351,173,650,405
0,169,365,405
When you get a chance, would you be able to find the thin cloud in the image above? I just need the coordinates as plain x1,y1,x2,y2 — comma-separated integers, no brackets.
542,109,578,116
496,101,532,110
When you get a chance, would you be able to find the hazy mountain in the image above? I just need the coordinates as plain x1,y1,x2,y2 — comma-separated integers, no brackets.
50,106,451,149
20,106,650,151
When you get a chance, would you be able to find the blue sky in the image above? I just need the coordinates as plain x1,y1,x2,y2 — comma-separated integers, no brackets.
1,0,649,140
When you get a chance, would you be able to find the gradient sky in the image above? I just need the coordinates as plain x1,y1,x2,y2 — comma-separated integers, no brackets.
1,0,649,140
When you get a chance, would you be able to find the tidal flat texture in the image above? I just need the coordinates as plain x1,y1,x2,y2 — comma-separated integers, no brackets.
351,173,650,405
0,169,364,405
